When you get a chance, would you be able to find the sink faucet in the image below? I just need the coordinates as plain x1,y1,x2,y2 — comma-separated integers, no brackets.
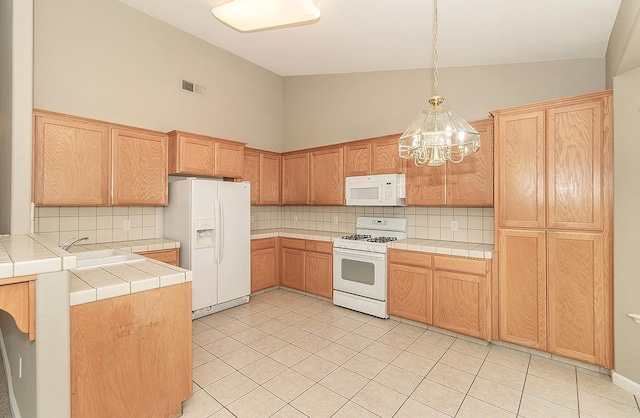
62,237,89,252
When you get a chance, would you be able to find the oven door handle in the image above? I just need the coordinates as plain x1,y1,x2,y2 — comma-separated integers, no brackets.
333,247,386,260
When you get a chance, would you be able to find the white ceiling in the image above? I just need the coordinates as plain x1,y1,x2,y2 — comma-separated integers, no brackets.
118,0,622,77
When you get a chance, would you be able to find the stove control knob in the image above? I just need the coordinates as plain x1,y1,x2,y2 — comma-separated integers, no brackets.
367,245,374,251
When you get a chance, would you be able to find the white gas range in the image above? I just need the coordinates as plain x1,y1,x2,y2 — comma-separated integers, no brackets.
333,217,407,319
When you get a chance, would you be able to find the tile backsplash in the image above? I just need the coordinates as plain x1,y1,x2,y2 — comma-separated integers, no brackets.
251,206,494,245
34,206,159,246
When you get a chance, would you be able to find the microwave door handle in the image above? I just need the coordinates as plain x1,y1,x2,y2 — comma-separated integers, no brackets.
378,182,383,202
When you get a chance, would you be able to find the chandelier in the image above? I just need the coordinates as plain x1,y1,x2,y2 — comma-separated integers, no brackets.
398,0,480,167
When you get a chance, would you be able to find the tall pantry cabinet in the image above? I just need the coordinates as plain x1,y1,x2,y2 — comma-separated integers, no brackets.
493,91,613,367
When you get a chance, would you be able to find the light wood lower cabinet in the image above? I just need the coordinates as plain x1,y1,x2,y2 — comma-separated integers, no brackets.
0,276,36,341
71,283,192,418
138,248,180,267
388,263,432,324
280,238,306,291
388,249,492,341
547,231,609,366
304,240,333,298
498,229,547,350
251,238,278,292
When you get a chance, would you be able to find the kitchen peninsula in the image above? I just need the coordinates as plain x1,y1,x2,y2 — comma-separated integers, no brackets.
0,234,192,418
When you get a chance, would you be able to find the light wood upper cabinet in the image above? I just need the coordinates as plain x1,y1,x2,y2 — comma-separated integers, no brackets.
497,228,547,350
260,153,281,205
168,131,245,178
33,113,111,206
547,231,609,366
447,119,494,206
168,133,215,176
495,110,547,228
344,142,372,176
215,141,244,178
547,100,606,231
406,119,493,206
344,134,403,177
371,135,403,174
282,152,310,205
33,110,169,207
243,150,260,205
112,128,168,206
310,147,344,205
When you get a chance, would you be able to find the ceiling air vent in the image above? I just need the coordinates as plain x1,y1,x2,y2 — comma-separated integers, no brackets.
180,78,206,97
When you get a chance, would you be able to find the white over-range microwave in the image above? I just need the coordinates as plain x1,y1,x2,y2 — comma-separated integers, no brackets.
345,174,406,206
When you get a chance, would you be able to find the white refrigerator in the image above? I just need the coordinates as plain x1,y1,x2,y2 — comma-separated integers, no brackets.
164,178,250,318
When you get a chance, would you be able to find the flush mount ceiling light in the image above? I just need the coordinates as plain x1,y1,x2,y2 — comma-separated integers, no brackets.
212,0,321,33
398,0,480,167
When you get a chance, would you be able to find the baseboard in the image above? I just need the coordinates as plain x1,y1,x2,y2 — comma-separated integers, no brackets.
612,370,640,397
0,327,21,418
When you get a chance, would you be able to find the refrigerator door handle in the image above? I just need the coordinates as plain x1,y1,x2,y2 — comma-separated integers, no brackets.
219,199,225,263
214,199,220,264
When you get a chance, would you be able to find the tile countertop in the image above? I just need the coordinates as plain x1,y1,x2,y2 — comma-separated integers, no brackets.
68,258,192,306
67,238,181,253
0,234,76,279
250,229,494,259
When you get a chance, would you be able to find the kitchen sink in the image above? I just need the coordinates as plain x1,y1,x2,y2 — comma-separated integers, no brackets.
73,249,145,269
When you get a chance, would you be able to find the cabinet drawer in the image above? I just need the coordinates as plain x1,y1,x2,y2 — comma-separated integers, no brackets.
251,238,276,251
433,255,486,275
305,240,332,254
281,238,306,250
138,248,180,267
388,249,432,268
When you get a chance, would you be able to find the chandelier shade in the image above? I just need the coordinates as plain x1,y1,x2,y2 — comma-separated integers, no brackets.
398,0,480,167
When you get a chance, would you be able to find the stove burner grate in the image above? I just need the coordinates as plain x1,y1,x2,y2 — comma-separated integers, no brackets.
366,236,398,243
340,234,372,240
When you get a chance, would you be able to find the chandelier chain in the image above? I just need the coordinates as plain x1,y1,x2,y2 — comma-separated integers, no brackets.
433,0,439,96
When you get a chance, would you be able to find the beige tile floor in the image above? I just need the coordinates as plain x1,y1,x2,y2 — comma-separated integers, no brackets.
185,289,640,418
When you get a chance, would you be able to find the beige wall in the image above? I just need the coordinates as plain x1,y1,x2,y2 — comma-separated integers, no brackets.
613,65,640,388
0,0,13,234
606,0,640,88
607,0,640,390
33,0,283,152
282,59,605,151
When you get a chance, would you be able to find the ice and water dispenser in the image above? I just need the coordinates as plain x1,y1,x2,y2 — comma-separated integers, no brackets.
195,218,215,248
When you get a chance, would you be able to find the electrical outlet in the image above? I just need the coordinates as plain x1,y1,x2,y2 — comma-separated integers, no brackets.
333,216,339,225
294,214,298,222
451,220,458,231
123,220,131,230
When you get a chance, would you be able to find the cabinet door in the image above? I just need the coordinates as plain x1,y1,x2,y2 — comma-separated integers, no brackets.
498,229,547,350
260,153,281,205
33,113,111,206
405,163,445,206
310,147,344,205
282,153,310,205
170,134,215,176
138,249,180,266
112,129,168,206
432,270,488,340
547,232,610,367
243,150,260,205
372,135,403,174
344,142,372,176
215,141,244,178
71,283,192,418
495,110,546,228
251,239,277,292
305,251,333,298
547,100,604,231
447,119,494,206
388,263,432,324
281,248,305,291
